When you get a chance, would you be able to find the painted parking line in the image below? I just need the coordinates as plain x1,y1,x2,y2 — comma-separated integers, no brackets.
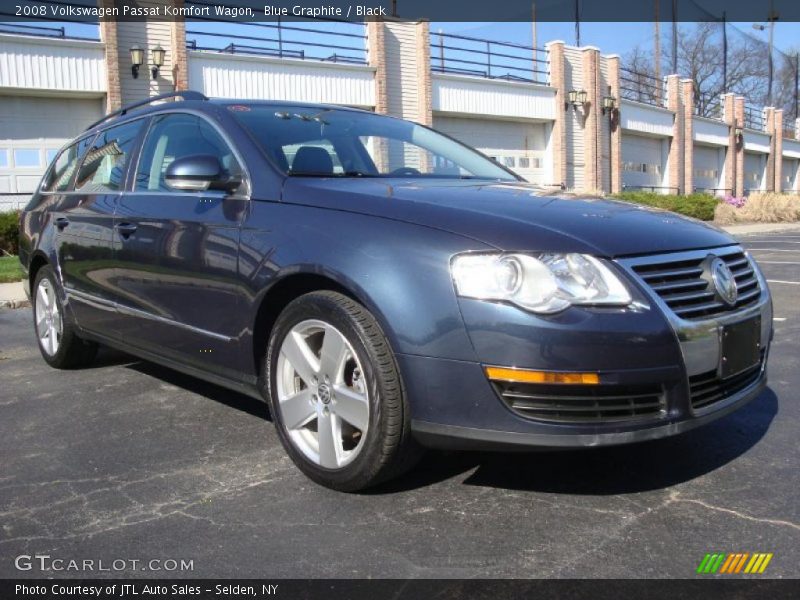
766,280,800,285
756,261,800,264
773,317,787,322
746,248,800,253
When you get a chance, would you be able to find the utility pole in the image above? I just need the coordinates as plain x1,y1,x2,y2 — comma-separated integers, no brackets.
671,0,678,74
532,2,537,50
574,0,581,47
722,11,728,93
654,0,661,102
753,1,779,107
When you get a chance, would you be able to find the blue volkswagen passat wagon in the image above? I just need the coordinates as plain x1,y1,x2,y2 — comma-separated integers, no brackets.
19,92,772,491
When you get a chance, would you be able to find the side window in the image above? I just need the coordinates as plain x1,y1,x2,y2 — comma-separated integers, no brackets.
74,120,144,193
42,136,94,192
135,113,242,192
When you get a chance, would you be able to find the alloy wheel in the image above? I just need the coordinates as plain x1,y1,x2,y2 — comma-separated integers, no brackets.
35,278,62,356
276,319,370,469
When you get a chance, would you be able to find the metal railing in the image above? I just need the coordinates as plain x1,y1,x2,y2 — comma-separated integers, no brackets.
744,105,765,131
184,3,367,65
0,1,100,41
620,67,665,107
695,92,723,119
430,31,548,84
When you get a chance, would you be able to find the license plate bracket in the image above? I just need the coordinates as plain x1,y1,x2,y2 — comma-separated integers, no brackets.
720,317,761,379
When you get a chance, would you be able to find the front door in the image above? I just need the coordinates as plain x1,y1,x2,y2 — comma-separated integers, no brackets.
110,112,249,377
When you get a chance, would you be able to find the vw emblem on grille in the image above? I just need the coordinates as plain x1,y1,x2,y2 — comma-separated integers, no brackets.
711,257,738,306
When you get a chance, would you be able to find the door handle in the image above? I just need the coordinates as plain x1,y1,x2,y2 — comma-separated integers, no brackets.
54,217,69,230
115,222,138,238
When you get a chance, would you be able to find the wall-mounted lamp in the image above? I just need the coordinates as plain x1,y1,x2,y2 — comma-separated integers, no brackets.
130,45,144,79
565,89,588,111
151,45,166,80
601,95,617,115
734,126,744,142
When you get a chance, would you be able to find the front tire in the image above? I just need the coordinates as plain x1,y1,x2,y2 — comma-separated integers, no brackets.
265,291,420,492
32,265,97,369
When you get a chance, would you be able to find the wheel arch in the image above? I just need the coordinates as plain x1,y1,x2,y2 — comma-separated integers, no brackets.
250,270,397,380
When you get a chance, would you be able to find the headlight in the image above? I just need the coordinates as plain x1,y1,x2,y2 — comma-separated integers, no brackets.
451,253,632,314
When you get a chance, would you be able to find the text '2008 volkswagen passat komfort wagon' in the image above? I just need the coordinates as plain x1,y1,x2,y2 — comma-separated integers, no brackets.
19,92,772,491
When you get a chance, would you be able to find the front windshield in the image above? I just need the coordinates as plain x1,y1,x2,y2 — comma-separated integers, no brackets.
229,104,519,181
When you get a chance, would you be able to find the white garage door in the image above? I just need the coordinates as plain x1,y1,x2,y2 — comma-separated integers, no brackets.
0,96,104,209
744,152,767,193
433,116,548,184
622,134,666,191
693,145,724,194
782,158,799,193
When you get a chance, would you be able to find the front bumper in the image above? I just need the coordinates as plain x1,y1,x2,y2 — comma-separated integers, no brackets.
405,245,773,451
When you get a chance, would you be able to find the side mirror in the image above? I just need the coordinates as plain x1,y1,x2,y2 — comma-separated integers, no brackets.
164,155,242,193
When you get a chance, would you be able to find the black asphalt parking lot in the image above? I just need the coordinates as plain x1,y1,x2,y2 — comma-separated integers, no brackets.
1,229,799,579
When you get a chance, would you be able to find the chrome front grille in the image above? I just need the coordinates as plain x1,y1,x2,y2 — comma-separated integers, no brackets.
631,249,761,320
494,381,666,423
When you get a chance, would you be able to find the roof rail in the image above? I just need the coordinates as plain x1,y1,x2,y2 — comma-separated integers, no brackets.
85,91,209,132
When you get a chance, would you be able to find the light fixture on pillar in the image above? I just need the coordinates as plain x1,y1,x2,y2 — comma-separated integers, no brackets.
130,45,144,79
601,94,617,115
566,89,588,111
151,45,166,80
734,126,744,142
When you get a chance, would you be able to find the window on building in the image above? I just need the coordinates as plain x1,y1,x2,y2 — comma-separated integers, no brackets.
518,157,530,169
46,149,59,164
75,119,144,193
135,113,242,192
0,149,8,167
14,149,40,168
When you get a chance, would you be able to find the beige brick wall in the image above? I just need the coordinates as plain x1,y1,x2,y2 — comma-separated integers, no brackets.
581,48,599,191
547,41,567,188
170,1,188,91
98,0,121,112
606,55,622,194
722,93,736,196
682,79,694,194
666,75,683,194
734,96,745,197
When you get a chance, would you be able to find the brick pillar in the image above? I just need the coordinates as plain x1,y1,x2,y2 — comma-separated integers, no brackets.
366,20,388,115
765,108,776,192
774,110,783,192
666,75,683,194
170,0,189,91
734,97,745,197
682,79,694,194
366,19,389,171
722,93,736,195
415,21,433,128
607,55,622,194
547,41,567,188
98,0,121,112
582,47,600,192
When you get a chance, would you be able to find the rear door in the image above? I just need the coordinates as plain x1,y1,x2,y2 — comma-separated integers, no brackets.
111,112,249,376
59,119,146,333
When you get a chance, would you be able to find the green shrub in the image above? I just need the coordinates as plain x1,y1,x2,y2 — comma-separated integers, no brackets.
611,191,718,221
0,210,20,256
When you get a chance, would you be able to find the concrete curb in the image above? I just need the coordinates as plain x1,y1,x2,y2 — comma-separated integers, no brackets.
718,222,800,235
0,299,30,309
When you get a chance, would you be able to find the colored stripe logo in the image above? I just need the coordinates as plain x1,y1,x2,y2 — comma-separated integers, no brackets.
696,552,773,574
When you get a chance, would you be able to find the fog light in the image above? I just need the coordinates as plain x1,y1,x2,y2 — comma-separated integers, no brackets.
485,366,600,385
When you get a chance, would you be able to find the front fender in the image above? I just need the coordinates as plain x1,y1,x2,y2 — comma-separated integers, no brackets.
240,201,490,362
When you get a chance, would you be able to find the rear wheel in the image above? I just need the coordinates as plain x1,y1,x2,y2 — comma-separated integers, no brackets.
32,266,97,369
265,291,421,491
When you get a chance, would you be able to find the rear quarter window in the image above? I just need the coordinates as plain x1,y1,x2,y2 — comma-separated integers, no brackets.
74,119,145,194
41,136,95,193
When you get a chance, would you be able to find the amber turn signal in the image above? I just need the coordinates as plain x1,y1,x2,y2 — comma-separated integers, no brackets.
484,366,600,385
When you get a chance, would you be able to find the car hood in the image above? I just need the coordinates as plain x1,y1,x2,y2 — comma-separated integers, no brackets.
281,178,735,257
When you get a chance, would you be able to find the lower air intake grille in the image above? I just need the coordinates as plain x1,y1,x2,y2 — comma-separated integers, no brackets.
494,381,666,423
632,250,761,321
689,355,765,411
